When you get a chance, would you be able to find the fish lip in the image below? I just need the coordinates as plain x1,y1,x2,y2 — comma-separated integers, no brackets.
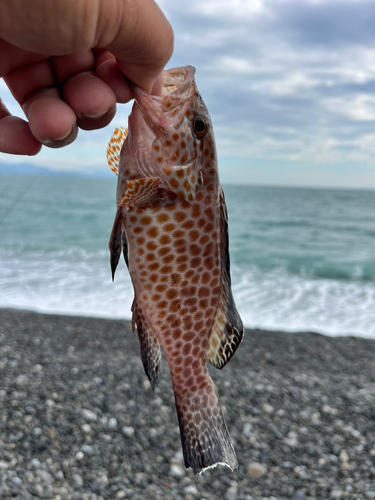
130,66,197,132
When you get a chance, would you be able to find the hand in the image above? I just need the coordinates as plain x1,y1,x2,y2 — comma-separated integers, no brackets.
0,0,173,155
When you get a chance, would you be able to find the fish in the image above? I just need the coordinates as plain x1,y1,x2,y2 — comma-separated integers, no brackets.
107,66,244,474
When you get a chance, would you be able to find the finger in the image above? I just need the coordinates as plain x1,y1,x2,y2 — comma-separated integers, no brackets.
4,59,78,146
51,51,95,83
63,72,116,130
151,73,163,97
0,39,44,77
95,51,133,103
3,59,57,104
25,89,78,147
0,99,41,155
1,0,173,95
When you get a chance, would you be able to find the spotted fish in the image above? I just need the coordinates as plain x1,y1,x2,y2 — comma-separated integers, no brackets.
107,66,244,474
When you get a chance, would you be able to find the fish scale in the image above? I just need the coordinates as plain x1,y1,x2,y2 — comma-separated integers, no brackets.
108,65,244,474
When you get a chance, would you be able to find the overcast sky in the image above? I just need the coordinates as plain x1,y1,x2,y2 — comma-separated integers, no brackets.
2,0,375,188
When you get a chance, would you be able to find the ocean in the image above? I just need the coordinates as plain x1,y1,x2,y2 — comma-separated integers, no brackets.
1,173,375,338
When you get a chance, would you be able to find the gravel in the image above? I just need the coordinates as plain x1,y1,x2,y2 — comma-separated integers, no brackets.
1,307,375,499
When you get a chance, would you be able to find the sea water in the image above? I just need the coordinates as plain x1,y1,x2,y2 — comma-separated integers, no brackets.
1,174,375,338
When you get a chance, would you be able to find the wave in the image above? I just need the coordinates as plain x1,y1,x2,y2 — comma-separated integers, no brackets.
231,265,375,338
2,248,375,339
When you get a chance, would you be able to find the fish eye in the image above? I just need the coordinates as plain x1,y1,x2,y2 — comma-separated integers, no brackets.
193,116,208,138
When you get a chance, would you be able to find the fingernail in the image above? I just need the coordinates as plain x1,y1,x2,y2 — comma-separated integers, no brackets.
79,109,109,119
42,124,78,148
77,106,116,131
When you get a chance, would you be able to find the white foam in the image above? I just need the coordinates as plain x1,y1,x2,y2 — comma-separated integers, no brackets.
0,248,134,320
2,249,375,338
231,265,375,338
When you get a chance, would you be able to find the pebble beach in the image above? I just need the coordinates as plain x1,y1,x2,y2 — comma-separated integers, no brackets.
1,307,375,500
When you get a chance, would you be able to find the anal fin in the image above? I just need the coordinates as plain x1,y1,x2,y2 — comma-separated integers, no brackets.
206,187,244,369
132,301,161,391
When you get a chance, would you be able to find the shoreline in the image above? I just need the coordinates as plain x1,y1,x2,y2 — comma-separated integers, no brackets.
1,307,375,500
1,305,372,341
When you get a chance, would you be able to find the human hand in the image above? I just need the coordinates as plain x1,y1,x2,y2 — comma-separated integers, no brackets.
0,0,173,155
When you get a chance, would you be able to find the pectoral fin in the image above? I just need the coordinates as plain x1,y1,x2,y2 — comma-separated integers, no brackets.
118,177,159,208
206,188,244,369
107,127,128,175
132,301,161,391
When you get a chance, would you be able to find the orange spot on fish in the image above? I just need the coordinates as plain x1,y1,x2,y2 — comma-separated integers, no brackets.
189,244,201,257
147,227,158,238
166,289,178,300
191,257,201,267
157,213,169,223
158,247,169,257
174,211,186,222
192,204,200,218
181,220,194,229
140,216,152,225
173,229,184,238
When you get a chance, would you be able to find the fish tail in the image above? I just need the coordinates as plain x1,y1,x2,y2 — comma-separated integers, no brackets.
173,377,237,475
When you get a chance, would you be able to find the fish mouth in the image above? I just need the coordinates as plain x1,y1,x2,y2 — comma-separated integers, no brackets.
131,66,197,133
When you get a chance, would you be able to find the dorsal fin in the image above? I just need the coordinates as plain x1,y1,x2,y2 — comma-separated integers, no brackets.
106,127,128,176
206,187,244,369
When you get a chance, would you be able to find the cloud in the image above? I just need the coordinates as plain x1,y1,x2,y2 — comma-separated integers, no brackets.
2,0,375,186
156,0,375,175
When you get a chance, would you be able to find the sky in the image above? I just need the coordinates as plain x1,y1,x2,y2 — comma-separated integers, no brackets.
2,0,375,188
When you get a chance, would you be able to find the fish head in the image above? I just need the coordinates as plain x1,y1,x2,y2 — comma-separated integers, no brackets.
123,66,215,203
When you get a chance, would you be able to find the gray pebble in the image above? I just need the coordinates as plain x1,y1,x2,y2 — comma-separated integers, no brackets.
2,309,375,500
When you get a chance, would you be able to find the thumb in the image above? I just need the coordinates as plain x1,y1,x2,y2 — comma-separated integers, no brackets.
98,0,174,93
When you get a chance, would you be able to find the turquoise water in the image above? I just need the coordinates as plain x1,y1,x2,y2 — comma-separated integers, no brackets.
1,173,375,337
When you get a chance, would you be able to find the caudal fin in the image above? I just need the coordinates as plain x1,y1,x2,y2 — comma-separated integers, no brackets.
174,378,237,475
